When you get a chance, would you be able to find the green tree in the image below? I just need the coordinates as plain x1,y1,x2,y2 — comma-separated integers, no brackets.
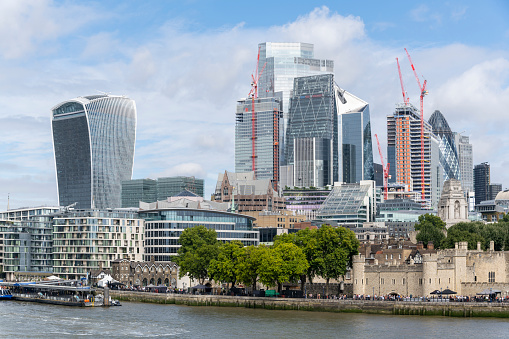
441,222,485,250
257,242,309,293
314,225,359,296
175,225,220,284
236,245,268,290
415,214,446,249
209,241,244,290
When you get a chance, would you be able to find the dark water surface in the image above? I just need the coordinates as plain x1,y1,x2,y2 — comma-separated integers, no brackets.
1,300,509,338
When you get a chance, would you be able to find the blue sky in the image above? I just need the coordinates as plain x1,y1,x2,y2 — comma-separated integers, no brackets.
0,0,508,208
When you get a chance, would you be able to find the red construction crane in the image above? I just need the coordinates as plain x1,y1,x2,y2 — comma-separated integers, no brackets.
396,57,409,105
247,47,266,177
375,134,390,200
405,48,428,203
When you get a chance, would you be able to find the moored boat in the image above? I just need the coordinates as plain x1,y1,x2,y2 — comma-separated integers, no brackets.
0,288,12,300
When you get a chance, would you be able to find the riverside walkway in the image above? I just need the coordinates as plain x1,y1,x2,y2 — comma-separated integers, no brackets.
110,290,509,318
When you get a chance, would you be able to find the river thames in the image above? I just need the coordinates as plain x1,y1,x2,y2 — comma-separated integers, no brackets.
2,301,509,338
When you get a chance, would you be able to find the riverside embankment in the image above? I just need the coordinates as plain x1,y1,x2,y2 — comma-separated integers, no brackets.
110,290,509,318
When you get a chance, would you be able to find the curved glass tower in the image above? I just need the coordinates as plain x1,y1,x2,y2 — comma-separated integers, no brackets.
51,95,136,209
428,110,460,182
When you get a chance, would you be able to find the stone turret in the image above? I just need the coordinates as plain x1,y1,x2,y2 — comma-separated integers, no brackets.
437,179,469,228
352,254,365,296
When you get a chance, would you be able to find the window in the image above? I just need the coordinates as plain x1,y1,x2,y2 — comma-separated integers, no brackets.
489,272,496,283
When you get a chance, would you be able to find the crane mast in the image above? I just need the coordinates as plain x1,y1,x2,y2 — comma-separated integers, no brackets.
375,134,390,200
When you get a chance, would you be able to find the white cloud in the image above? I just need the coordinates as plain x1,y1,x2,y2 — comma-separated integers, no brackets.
0,4,509,208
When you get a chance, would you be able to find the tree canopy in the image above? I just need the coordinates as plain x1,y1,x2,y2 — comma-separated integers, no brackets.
175,225,220,284
415,213,446,249
209,240,244,289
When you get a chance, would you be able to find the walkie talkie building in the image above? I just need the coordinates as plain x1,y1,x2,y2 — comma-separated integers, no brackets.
51,95,136,209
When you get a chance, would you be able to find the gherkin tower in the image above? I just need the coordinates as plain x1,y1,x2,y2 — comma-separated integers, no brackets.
428,110,460,181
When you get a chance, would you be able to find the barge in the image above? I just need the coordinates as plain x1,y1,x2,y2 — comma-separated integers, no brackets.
0,280,111,307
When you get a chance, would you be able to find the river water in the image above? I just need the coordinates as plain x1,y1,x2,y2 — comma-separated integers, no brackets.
1,301,509,338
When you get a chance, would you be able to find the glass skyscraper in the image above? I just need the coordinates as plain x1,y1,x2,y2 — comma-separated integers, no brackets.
338,91,374,183
235,97,283,183
285,74,338,187
428,110,460,182
256,42,334,165
51,95,136,209
455,133,474,194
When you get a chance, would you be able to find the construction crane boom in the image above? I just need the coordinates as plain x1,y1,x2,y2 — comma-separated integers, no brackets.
396,58,409,105
247,47,266,178
375,134,390,200
405,48,428,203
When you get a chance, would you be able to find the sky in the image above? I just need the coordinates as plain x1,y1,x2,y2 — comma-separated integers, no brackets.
0,0,508,209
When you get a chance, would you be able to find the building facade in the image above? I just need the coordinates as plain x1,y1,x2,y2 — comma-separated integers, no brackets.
256,42,334,165
213,171,285,212
352,241,509,298
437,179,469,228
52,209,144,280
111,258,179,288
285,74,338,187
0,207,60,280
455,134,474,194
241,210,306,229
316,180,377,229
156,176,204,200
338,91,374,183
282,187,331,220
387,103,442,209
428,110,460,182
235,97,283,183
474,162,490,205
51,95,136,209
139,196,258,261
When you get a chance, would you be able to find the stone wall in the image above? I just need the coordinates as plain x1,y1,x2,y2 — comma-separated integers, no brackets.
110,290,509,318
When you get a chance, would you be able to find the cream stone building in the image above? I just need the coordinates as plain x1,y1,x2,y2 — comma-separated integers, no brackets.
437,179,469,228
352,241,509,297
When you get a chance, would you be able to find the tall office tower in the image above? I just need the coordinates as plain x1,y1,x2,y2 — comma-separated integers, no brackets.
387,104,442,209
256,42,334,165
338,91,374,183
285,74,338,187
489,183,502,200
121,179,157,208
428,110,460,184
454,134,474,194
373,163,384,188
235,97,283,183
52,95,136,209
156,176,205,200
474,162,490,204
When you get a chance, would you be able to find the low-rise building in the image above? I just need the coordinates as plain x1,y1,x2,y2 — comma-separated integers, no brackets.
241,210,306,229
352,240,509,297
111,258,180,288
52,209,144,280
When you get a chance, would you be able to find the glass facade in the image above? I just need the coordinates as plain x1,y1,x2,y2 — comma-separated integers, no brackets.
316,180,377,228
122,179,157,208
256,42,333,165
338,93,374,183
285,74,338,186
474,162,490,204
156,176,204,200
140,209,258,262
52,95,136,209
455,134,474,194
428,110,460,182
235,97,283,182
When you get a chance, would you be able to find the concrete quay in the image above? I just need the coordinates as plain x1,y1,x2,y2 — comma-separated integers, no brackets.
110,291,509,318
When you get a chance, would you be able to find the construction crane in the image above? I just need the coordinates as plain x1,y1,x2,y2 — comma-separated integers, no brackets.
247,47,266,177
375,134,390,200
405,48,428,203
396,58,409,105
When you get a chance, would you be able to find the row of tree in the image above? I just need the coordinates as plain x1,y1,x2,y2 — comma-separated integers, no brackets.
416,213,509,250
175,225,360,294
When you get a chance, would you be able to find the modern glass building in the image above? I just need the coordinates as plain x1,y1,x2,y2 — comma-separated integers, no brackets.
122,179,157,208
455,133,474,194
316,180,377,228
235,97,283,183
51,95,136,209
387,103,442,209
428,110,460,182
338,91,374,183
285,74,338,187
140,197,258,261
156,176,204,200
474,162,490,205
256,42,334,165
